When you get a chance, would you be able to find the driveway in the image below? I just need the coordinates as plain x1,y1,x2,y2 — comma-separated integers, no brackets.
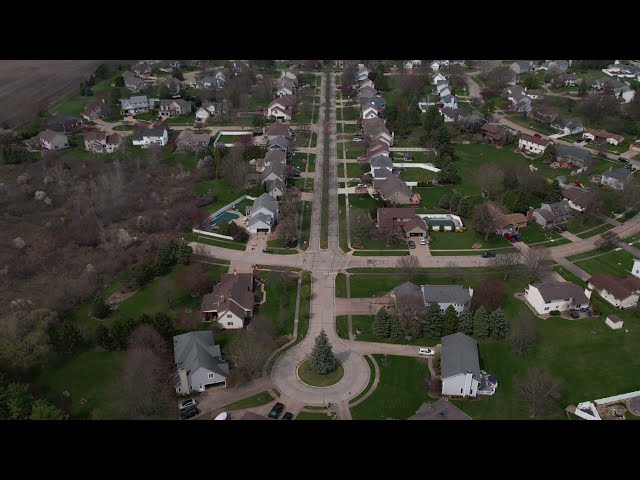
334,297,393,316
194,376,273,419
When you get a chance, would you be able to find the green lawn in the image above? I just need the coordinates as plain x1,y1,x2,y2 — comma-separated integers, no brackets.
256,271,299,336
292,153,316,173
300,201,312,250
338,195,349,252
298,360,344,387
342,107,359,120
37,350,125,419
298,271,311,339
194,179,246,214
49,70,121,117
336,315,349,339
342,123,359,133
399,168,438,182
343,162,366,179
518,222,563,244
351,315,439,346
165,115,196,125
186,233,247,250
344,142,364,159
428,230,509,250
134,111,156,122
112,124,133,131
222,391,274,411
296,411,335,420
573,248,636,277
576,223,614,239
351,355,431,420
165,151,198,170
565,216,606,234
351,250,408,256
335,273,347,298
553,265,587,286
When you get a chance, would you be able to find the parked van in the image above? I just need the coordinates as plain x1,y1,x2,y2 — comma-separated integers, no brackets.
418,347,435,356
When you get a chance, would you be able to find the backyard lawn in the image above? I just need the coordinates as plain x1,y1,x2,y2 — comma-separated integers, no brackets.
399,168,438,182
256,271,299,336
572,248,636,277
194,179,246,214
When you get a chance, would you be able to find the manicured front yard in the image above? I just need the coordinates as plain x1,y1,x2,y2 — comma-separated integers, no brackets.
296,411,334,420
572,248,636,277
344,142,364,159
298,360,344,387
518,222,563,244
342,106,359,121
428,229,509,250
256,271,299,336
222,391,274,411
336,315,349,339
576,223,613,239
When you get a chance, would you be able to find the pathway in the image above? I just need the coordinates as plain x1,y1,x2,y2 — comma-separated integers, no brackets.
554,256,591,281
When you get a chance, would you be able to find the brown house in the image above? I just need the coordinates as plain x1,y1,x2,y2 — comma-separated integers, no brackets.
200,273,255,328
479,123,510,145
487,202,527,234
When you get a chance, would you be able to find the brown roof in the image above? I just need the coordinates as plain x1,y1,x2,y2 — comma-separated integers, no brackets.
362,117,389,138
588,274,640,301
531,281,589,304
107,133,123,145
520,134,551,147
269,95,296,108
84,129,107,142
608,314,623,324
379,176,412,200
486,202,527,229
585,128,624,143
409,399,472,421
562,187,595,208
481,123,508,141
377,207,417,231
266,122,291,136
201,273,254,312
402,216,427,234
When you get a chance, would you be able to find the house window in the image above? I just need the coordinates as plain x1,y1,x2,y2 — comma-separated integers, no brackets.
208,373,214,379
545,301,551,304
177,387,181,393
227,322,233,326
544,307,549,311
227,314,232,318
460,389,463,394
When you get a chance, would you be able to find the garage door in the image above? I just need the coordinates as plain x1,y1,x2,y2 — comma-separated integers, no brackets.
257,228,270,233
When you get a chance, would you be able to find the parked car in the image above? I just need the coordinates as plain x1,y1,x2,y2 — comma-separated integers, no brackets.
481,251,495,258
419,237,427,245
282,412,294,420
178,398,197,411
569,310,580,319
268,402,285,419
353,137,363,142
180,406,199,420
504,233,517,243
552,225,566,233
418,347,435,356
408,240,416,249
351,178,361,182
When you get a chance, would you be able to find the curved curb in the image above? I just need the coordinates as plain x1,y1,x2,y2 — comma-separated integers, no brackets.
295,360,345,389
348,354,380,408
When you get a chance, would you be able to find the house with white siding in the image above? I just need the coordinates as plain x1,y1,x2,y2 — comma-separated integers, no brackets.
246,193,279,233
600,167,633,190
173,331,229,395
440,333,497,398
519,134,552,154
525,281,591,315
587,274,640,309
633,259,640,278
200,273,255,328
267,95,295,122
132,128,168,147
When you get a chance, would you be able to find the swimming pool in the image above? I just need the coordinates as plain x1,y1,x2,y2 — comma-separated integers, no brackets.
211,211,240,226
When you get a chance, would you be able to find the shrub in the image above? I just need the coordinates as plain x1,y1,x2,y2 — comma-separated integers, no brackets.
549,310,560,316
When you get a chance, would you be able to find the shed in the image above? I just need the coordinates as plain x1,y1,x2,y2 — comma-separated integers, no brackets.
605,315,624,330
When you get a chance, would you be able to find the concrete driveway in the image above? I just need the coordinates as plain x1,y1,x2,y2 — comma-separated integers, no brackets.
334,297,393,316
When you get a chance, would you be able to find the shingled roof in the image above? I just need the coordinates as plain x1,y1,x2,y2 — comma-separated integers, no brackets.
441,332,480,381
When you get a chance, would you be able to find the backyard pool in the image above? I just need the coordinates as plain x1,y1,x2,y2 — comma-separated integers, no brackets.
211,211,240,226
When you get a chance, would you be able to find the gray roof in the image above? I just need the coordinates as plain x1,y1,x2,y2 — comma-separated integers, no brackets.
251,193,278,214
393,281,421,298
422,285,472,305
374,166,393,179
371,155,393,169
441,94,456,104
409,399,473,421
379,176,411,198
539,199,572,219
260,156,286,183
265,178,285,193
441,332,481,380
556,143,592,163
267,135,290,150
602,167,632,181
530,281,589,304
359,96,386,109
132,127,166,141
247,211,273,227
173,331,229,383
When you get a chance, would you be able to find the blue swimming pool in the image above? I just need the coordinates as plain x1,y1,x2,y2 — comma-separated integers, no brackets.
211,211,240,226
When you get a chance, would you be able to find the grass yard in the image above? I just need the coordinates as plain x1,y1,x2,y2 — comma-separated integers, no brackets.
335,273,347,298
565,216,606,234
336,315,349,339
338,195,349,252
37,349,125,419
298,271,312,339
342,123,359,133
573,248,636,277
186,233,247,250
49,70,121,117
344,142,364,159
165,151,197,170
194,179,246,214
134,112,157,122
576,223,614,239
112,124,133,131
428,230,509,250
518,222,563,244
352,315,438,346
296,411,335,420
222,391,274,411
342,106,359,121
292,153,316,173
300,201,312,250
553,265,586,286
256,271,299,336
414,186,456,209
298,360,344,387
505,113,557,135
351,355,431,420
399,168,438,183
164,115,196,126
344,162,366,179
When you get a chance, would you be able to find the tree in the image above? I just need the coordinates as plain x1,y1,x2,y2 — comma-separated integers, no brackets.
156,277,176,309
29,400,68,420
395,255,420,282
449,191,462,212
49,320,82,354
493,252,521,280
508,310,537,356
109,86,122,107
177,266,211,297
459,308,474,335
515,367,562,419
489,308,508,339
396,295,426,337
227,316,276,383
476,164,505,199
595,230,620,250
349,209,373,247
0,383,33,420
473,202,500,240
91,294,111,319
577,189,604,222
115,75,124,87
619,174,640,211
442,305,459,336
309,330,337,374
577,79,588,96
173,69,184,81
473,306,490,339
578,93,620,124
0,308,57,372
388,314,404,341
94,323,112,350
456,197,472,218
133,264,155,287
522,75,540,90
521,247,549,281
423,303,444,338
128,324,167,354
438,194,450,209
1,143,31,165
437,162,461,185
470,279,504,312
372,308,392,338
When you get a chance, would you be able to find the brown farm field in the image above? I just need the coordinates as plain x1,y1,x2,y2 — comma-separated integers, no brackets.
0,60,130,127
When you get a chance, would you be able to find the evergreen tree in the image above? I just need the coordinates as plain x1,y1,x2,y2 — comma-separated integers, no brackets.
1,383,33,420
94,324,112,350
91,294,111,319
30,400,68,420
372,308,391,338
114,75,124,87
173,69,184,81
109,319,130,351
442,305,459,336
438,195,450,209
151,312,176,339
176,241,193,265
309,330,337,374
133,264,155,287
436,126,452,147
473,306,490,339
49,320,82,354
489,308,509,339
456,197,472,218
423,303,444,338
109,86,122,106
437,162,461,185
388,314,404,341
459,308,474,335
578,80,588,96
450,191,463,212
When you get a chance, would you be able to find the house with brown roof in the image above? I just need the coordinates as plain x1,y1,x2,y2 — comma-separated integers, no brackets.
267,95,296,122
265,122,292,140
376,207,427,238
486,202,527,235
518,134,552,154
479,123,510,145
123,71,148,93
200,273,255,329
82,99,112,121
583,128,625,146
587,274,640,309
84,129,123,153
159,99,192,118
561,186,597,212
46,112,83,134
362,117,394,145
360,139,390,163
525,281,591,315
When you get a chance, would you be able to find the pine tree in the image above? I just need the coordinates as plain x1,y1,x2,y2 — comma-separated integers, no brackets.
438,195,450,209
450,191,463,212
473,306,490,339
490,308,509,339
309,330,337,374
91,295,111,319
388,315,404,341
442,305,459,336
456,197,472,218
372,308,391,338
423,303,444,338
459,308,474,335
94,324,112,350
30,400,68,420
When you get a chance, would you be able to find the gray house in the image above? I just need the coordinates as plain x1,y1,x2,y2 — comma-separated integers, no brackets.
601,167,633,190
120,95,158,116
441,333,481,398
123,71,147,93
422,285,473,315
532,200,573,228
173,331,229,395
556,144,593,169
552,117,584,135
409,399,472,420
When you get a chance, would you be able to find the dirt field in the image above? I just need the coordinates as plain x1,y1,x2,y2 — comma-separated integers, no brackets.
0,60,129,127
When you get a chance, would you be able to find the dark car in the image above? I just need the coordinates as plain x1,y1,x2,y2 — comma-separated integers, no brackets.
268,402,285,419
180,406,199,420
569,310,580,319
552,225,566,233
282,412,294,420
408,240,416,249
481,251,495,258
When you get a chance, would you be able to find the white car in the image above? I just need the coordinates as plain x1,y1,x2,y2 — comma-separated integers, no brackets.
178,398,197,411
418,347,435,356
419,237,426,245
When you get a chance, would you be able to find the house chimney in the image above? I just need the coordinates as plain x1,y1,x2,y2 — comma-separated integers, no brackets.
178,368,190,396
526,206,535,221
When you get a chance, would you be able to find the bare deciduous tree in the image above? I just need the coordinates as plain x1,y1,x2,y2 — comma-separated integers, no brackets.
227,316,276,384
473,202,501,240
476,164,505,199
619,174,640,211
156,277,176,309
508,310,537,356
177,266,211,297
521,247,549,281
349,209,373,247
128,324,168,355
470,279,504,312
515,367,562,419
595,230,620,250
493,252,522,280
396,293,426,336
395,255,420,282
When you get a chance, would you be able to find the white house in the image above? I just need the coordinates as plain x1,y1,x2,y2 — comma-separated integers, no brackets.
246,193,279,233
195,107,211,122
441,95,458,109
356,67,370,82
441,333,480,398
431,60,449,71
600,167,633,190
200,273,254,328
267,95,295,122
132,128,168,147
432,72,447,85
633,259,640,278
519,134,552,154
173,331,229,395
525,281,591,315
362,104,379,119
587,274,640,309
583,128,625,146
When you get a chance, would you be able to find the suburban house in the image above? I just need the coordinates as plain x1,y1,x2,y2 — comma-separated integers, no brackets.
361,139,390,163
432,72,447,84
593,77,636,103
376,208,428,238
486,202,527,235
173,331,229,395
362,117,393,145
260,150,287,184
362,103,379,119
604,63,639,77
441,94,458,109
267,135,293,156
525,281,591,315
264,121,292,140
633,259,640,278
435,80,450,95
246,193,279,233
25,129,69,151
123,71,147,93
531,200,573,228
430,60,449,71
84,129,123,153
175,130,210,153
539,60,570,73
587,274,640,309
510,60,534,74
600,167,633,190
82,99,111,121
195,101,219,122
556,144,593,169
132,127,168,147
528,107,559,125
158,77,181,96
120,95,158,117
265,178,285,199
526,89,545,100
551,73,578,88
370,154,394,179
479,123,510,145
409,399,472,421
197,76,225,90
583,128,625,146
358,95,386,111
551,117,584,135
441,107,462,123
356,67,370,82
358,78,374,90
391,282,473,315
159,99,192,118
376,176,417,205
561,186,596,212
281,70,298,84
358,85,377,98
276,77,296,97
132,62,152,78
157,60,181,72
200,273,255,328
267,95,296,122
441,332,497,398
518,134,552,154
46,113,82,134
